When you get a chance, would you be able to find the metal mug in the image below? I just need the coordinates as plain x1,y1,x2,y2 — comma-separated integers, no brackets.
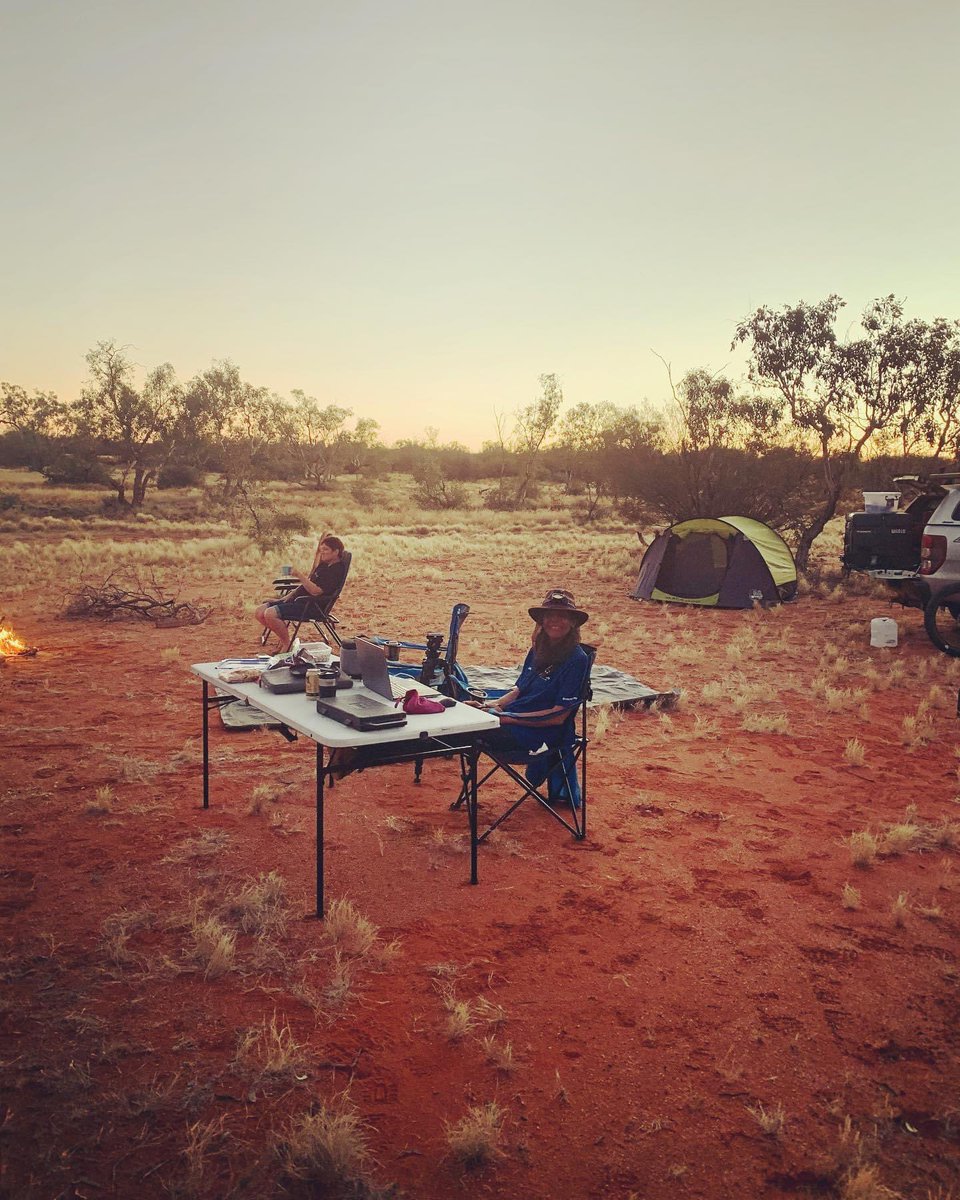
317,667,338,699
339,639,360,678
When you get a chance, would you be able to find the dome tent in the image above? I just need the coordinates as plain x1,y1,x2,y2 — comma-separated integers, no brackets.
631,516,797,608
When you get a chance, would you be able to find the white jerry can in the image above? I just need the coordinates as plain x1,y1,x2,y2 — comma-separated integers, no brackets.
870,617,898,648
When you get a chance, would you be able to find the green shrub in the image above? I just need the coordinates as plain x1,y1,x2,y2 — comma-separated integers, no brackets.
157,463,202,488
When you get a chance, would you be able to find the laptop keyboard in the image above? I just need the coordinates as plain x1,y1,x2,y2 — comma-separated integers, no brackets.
351,694,395,711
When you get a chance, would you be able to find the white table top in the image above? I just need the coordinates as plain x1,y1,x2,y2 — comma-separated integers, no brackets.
192,662,500,748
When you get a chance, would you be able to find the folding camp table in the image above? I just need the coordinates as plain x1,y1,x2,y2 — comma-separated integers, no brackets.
191,663,499,916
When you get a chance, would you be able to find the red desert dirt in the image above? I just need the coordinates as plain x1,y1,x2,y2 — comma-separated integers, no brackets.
1,543,959,1199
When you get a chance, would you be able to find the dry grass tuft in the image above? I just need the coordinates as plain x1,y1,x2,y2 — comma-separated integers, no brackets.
247,782,281,816
322,949,355,1011
445,998,476,1042
269,809,305,836
741,711,791,735
163,829,231,863
236,1012,306,1079
445,1101,506,1169
86,784,115,815
879,823,921,856
844,739,866,768
745,1101,785,1137
224,870,288,937
592,703,619,742
901,707,936,749
481,1035,517,1073
846,830,878,869
323,897,378,958
280,1094,376,1191
841,883,862,911
189,914,236,978
839,1163,901,1199
927,817,960,851
101,908,155,967
182,1115,226,1194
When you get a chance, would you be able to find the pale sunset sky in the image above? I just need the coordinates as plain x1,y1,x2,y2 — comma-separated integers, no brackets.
1,0,957,448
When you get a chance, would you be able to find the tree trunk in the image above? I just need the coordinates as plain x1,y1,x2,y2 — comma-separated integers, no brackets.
793,477,845,572
132,465,149,507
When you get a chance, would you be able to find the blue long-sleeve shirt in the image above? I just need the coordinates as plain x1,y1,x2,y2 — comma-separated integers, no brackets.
499,645,590,752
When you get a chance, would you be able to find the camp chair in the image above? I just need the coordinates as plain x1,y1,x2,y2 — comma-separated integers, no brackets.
451,644,596,843
259,551,352,650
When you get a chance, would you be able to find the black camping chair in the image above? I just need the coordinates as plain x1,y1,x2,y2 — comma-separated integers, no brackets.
452,644,596,843
259,551,352,650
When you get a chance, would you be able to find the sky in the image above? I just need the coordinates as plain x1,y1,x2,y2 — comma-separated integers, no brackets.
1,0,958,449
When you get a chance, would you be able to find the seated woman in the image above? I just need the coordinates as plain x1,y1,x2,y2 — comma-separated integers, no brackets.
472,589,590,800
255,534,347,652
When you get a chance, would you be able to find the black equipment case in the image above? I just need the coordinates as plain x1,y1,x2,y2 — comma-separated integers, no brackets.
842,511,923,572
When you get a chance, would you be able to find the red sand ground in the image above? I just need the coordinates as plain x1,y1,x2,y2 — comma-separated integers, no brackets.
2,553,959,1199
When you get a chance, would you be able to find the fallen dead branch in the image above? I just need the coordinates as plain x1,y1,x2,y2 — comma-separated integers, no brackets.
62,573,213,626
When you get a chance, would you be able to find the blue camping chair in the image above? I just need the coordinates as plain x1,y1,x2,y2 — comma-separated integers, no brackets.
451,644,595,842
378,602,474,700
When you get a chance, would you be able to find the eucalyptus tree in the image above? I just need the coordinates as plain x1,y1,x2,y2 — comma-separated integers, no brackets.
556,401,663,520
733,295,960,569
0,383,67,471
182,361,286,499
74,341,185,507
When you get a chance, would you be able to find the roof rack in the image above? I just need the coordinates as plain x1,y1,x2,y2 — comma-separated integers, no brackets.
893,473,960,487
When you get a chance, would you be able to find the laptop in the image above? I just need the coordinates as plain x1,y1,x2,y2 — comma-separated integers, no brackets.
356,637,417,701
314,638,409,730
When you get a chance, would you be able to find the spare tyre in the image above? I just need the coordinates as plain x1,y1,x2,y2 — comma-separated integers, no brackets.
923,583,960,656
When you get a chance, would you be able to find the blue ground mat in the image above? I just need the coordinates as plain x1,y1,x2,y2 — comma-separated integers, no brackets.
390,661,675,708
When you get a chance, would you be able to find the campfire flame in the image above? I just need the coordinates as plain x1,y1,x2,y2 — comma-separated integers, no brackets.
0,624,31,657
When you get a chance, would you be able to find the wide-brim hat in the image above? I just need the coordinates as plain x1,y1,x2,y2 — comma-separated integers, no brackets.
528,588,589,626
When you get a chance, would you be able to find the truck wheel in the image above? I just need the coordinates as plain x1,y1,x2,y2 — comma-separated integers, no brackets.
923,584,960,656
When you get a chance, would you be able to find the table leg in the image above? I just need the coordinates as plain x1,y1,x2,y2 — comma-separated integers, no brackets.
202,680,209,810
316,743,325,918
468,740,479,885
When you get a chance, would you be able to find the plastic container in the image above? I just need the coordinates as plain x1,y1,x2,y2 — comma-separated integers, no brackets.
863,491,901,513
870,617,898,648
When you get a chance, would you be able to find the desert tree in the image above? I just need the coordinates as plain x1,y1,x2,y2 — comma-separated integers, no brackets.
0,383,68,471
512,372,563,504
287,392,353,487
733,295,960,569
341,416,381,474
73,341,186,507
853,298,960,460
181,360,286,499
556,401,663,520
485,373,563,509
629,362,806,525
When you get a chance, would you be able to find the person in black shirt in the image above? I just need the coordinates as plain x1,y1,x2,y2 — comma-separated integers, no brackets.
255,534,347,652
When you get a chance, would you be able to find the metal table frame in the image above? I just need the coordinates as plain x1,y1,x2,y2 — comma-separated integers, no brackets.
193,664,498,916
